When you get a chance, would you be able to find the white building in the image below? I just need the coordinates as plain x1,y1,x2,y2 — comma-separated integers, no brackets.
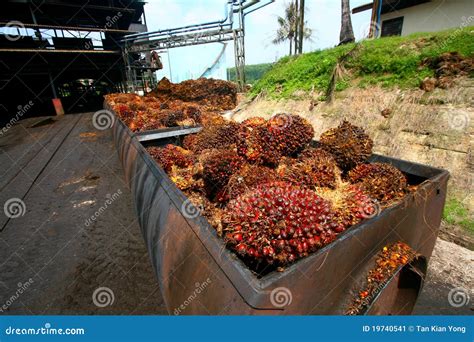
353,0,474,38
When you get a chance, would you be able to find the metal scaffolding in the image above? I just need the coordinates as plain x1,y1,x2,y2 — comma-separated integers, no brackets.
121,0,274,92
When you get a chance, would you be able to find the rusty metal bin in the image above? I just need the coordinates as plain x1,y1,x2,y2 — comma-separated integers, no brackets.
111,112,449,315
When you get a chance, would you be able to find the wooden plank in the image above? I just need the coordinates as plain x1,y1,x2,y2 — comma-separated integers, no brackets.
0,114,81,231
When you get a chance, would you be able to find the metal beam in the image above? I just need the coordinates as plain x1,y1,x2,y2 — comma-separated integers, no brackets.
0,48,120,54
121,0,274,92
0,21,139,34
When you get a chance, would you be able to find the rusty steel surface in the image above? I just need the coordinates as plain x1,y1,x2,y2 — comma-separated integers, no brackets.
110,110,449,315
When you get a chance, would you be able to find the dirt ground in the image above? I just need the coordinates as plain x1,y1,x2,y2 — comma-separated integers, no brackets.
414,238,473,314
0,114,165,314
0,113,472,315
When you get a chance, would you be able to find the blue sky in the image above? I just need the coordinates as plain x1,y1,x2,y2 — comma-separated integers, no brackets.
143,0,373,82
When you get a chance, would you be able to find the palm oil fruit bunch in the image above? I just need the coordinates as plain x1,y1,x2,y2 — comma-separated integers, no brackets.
147,144,194,173
128,115,149,132
347,162,407,204
108,93,140,104
318,184,378,229
113,104,135,126
277,147,339,189
200,112,227,126
241,117,266,127
202,149,244,200
185,191,225,236
235,117,267,162
225,164,277,200
168,165,203,192
188,122,240,153
182,134,198,151
128,101,147,112
237,114,314,165
140,119,163,132
268,114,314,157
184,105,202,124
223,182,344,269
159,110,186,127
320,120,373,171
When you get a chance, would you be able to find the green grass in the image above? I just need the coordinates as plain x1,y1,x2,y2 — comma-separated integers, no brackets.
227,63,274,84
249,26,474,99
443,198,474,233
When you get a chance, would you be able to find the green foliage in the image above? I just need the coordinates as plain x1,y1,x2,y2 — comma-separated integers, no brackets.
443,198,474,233
227,63,273,84
248,26,474,99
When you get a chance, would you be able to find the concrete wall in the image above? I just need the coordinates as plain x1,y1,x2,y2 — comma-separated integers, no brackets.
380,0,474,36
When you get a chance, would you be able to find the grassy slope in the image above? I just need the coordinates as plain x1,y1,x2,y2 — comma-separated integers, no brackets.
443,199,474,233
249,26,474,99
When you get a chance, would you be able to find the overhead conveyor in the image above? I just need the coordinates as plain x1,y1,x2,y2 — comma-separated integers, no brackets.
120,0,274,92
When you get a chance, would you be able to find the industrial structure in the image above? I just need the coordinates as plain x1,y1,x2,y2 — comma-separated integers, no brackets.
0,0,274,121
121,0,274,92
0,0,146,121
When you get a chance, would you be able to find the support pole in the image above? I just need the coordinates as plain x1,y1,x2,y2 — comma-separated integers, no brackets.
233,1,246,91
48,72,58,98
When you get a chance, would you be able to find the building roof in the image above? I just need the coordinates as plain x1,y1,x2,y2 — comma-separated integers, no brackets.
352,0,431,15
0,0,145,31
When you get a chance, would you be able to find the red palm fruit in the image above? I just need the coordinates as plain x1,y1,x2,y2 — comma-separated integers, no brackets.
147,144,194,173
225,164,278,200
223,182,341,268
237,114,314,165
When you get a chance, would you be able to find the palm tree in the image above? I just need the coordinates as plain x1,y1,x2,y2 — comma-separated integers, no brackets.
298,0,305,54
339,0,355,45
273,2,312,56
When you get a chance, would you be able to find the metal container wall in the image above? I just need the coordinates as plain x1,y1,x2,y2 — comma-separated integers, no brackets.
111,115,449,315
